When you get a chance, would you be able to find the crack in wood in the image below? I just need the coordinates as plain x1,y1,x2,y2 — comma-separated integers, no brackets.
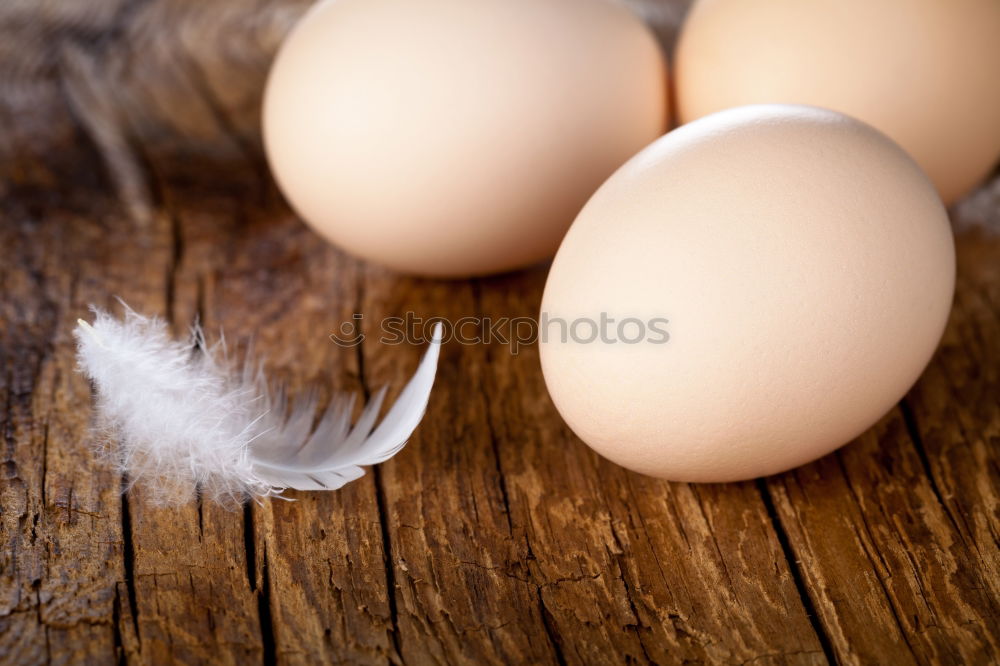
756,479,838,665
536,586,568,666
112,585,127,666
472,282,517,539
354,275,404,664
257,543,277,666
119,475,141,649
372,466,403,665
606,527,655,665
899,397,967,542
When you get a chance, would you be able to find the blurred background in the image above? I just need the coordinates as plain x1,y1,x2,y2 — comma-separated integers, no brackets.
3,0,993,234
0,0,688,219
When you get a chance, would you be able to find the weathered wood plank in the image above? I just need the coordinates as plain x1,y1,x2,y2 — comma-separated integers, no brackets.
0,65,137,664
2,1,999,664
358,275,561,665
193,188,398,664
0,211,128,666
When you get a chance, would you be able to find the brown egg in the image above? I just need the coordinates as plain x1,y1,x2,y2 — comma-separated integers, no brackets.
675,0,1000,205
540,105,955,483
263,0,667,277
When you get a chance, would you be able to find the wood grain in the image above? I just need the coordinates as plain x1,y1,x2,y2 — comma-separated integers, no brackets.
1,1,998,664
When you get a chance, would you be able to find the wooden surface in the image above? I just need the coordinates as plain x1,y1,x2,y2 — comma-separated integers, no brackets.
1,1,999,664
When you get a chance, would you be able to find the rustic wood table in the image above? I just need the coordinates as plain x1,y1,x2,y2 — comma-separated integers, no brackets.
1,1,998,664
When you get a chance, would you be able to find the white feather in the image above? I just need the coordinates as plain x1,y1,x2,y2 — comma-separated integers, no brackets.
73,303,443,506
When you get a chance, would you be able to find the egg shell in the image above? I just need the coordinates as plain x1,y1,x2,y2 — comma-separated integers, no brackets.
539,105,955,483
674,0,1000,204
263,0,668,277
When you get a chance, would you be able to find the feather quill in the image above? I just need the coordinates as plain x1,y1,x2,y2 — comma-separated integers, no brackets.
73,303,442,506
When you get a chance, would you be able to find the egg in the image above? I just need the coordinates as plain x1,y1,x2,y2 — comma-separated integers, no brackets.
263,0,667,277
674,0,1000,205
539,105,955,483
